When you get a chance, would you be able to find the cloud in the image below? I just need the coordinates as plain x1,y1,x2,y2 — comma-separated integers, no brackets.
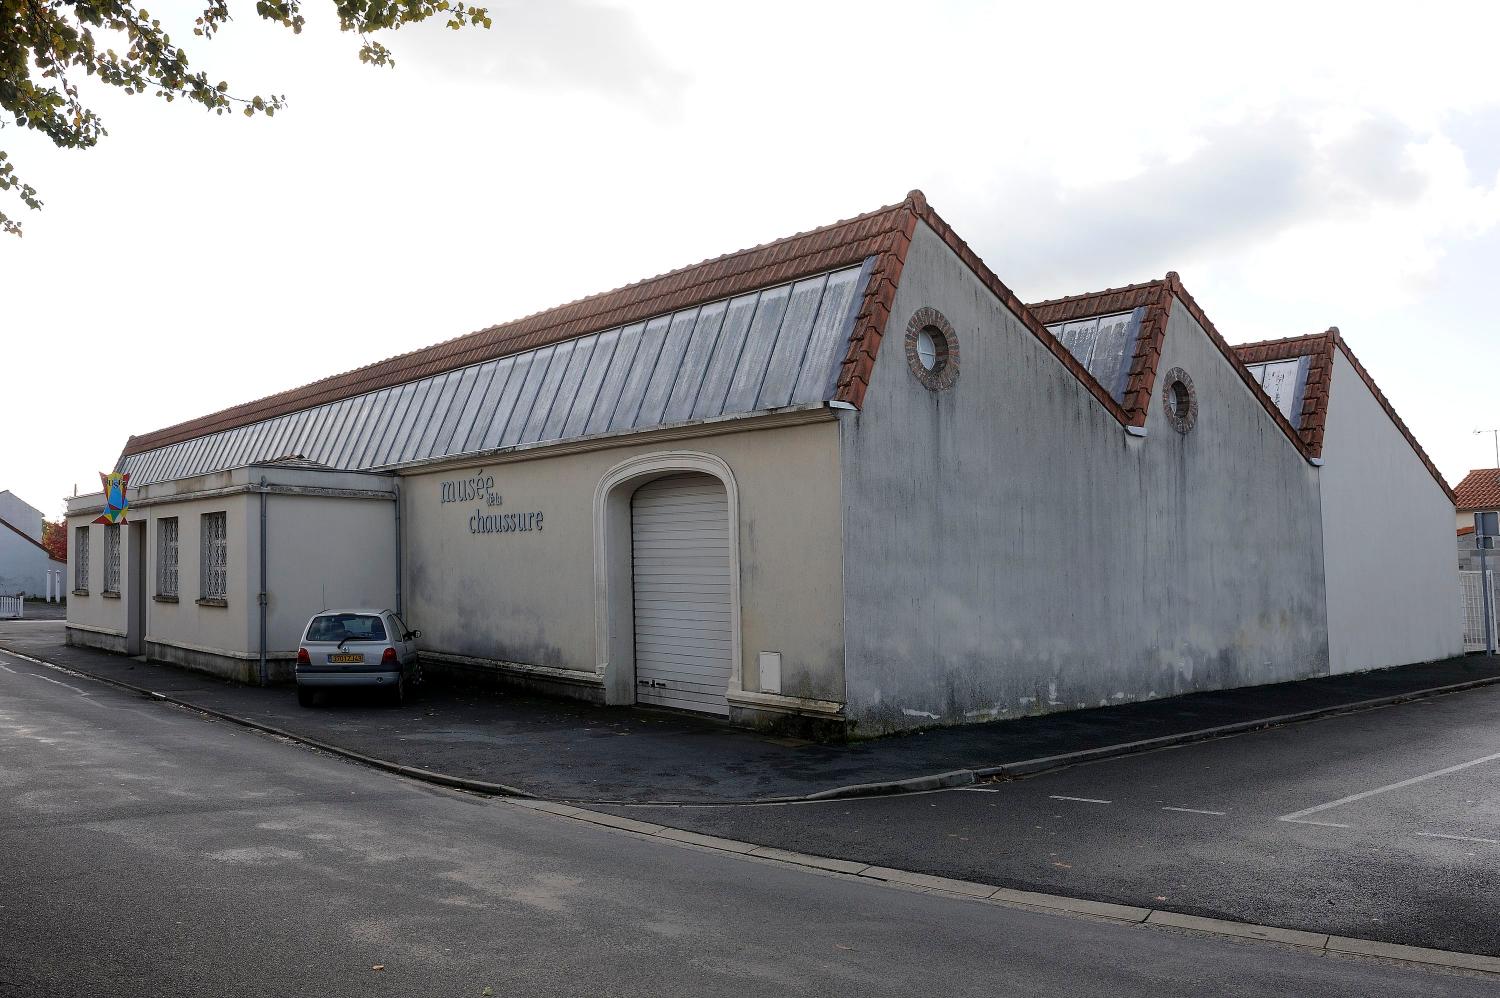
1325,117,1427,202
949,111,1442,298
1443,104,1500,185
392,0,687,113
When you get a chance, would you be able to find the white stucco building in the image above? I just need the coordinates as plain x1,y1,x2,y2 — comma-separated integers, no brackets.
1,490,66,598
65,191,1462,733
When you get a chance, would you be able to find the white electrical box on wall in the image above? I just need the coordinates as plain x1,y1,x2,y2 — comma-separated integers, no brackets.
758,651,782,695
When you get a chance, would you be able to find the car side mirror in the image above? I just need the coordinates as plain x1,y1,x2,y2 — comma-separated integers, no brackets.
406,629,421,640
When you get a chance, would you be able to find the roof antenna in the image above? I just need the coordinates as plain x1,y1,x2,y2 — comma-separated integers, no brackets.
1476,429,1500,469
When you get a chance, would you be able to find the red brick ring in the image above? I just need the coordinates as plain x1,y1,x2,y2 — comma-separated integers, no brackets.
905,307,959,391
1161,366,1198,433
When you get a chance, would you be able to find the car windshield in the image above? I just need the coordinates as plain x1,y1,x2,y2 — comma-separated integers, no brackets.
306,613,387,643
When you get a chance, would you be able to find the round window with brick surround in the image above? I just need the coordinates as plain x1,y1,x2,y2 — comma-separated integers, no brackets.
905,307,959,391
1161,367,1197,433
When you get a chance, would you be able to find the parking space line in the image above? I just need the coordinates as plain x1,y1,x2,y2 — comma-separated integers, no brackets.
1049,795,1111,804
1278,750,1500,823
1282,819,1352,829
1162,807,1225,815
1417,832,1500,845
960,787,1003,793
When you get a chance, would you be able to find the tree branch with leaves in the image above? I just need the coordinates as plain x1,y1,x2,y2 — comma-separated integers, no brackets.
0,0,491,235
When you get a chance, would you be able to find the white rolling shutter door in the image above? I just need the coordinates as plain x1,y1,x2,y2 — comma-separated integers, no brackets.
631,474,733,715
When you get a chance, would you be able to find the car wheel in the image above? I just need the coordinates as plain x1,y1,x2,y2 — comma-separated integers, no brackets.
296,685,315,708
389,674,406,708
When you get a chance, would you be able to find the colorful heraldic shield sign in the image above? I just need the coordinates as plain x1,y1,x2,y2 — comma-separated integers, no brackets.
93,471,130,525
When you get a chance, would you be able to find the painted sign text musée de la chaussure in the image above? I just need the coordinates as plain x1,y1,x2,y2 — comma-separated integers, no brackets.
439,471,545,535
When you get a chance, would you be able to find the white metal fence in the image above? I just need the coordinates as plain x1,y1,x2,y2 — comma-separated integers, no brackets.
0,595,23,620
1460,571,1496,653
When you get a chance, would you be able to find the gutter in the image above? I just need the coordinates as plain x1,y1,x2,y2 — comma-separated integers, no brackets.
258,476,269,686
394,482,403,617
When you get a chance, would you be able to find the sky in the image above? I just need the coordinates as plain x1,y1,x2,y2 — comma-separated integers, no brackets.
5,0,1500,517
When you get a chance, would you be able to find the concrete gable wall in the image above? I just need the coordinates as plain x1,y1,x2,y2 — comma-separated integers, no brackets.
837,221,1328,733
0,525,55,596
0,491,45,542
1319,349,1461,672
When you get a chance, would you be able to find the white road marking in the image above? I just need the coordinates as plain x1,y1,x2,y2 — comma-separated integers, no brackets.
961,787,1003,793
1049,795,1111,804
35,674,89,695
1417,832,1500,845
1281,819,1352,829
1278,750,1500,822
0,649,91,694
1162,807,1225,816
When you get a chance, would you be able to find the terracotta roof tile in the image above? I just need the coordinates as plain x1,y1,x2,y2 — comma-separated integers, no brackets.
1327,334,1454,503
1233,331,1333,453
1029,276,1311,455
1454,468,1500,511
123,198,915,456
124,193,1239,459
1029,279,1161,325
894,195,1131,424
1233,330,1454,503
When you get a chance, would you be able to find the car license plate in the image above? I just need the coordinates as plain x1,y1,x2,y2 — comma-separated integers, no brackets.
329,653,364,664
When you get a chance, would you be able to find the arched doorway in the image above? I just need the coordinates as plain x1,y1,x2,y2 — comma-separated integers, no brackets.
629,473,733,715
592,452,742,710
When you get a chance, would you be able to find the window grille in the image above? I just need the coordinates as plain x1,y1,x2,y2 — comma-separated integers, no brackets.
200,512,227,601
74,526,90,591
103,524,121,594
157,518,179,597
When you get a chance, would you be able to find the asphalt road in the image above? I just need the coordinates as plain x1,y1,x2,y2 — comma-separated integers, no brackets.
7,619,1497,804
2,650,1494,995
599,684,1500,956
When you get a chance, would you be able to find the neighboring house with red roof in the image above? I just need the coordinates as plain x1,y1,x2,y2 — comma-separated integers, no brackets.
65,191,1461,733
0,490,67,598
1453,468,1500,533
1453,470,1500,573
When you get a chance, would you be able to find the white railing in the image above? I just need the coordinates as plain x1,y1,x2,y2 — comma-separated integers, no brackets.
1460,571,1496,653
0,594,23,620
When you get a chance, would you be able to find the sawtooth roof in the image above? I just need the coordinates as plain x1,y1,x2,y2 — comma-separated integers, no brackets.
120,191,1131,462
124,197,911,456
120,191,1445,500
1028,275,1313,459
1232,330,1455,503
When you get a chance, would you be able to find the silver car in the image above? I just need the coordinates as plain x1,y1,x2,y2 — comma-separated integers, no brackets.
295,609,422,707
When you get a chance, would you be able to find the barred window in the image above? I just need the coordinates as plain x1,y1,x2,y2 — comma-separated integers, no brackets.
103,524,121,594
157,518,179,597
74,526,90,592
200,511,227,602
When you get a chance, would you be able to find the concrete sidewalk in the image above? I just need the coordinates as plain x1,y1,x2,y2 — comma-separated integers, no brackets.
3,618,1498,803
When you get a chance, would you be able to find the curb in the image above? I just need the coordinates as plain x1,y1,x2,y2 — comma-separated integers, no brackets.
7,642,1500,977
571,672,1500,805
2,640,1499,807
797,768,976,800
503,797,1500,978
968,675,1500,784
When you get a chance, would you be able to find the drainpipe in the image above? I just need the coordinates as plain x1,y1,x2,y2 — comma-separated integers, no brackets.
394,482,403,617
258,476,269,686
